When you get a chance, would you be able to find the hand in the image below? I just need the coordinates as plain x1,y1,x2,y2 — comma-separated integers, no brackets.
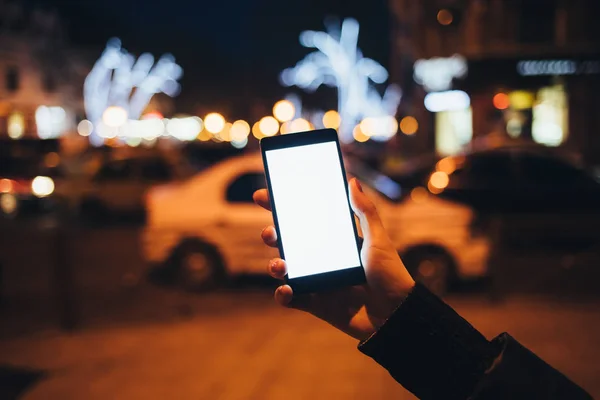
253,178,415,341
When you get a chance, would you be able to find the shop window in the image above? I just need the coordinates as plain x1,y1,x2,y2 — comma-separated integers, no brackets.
532,85,568,147
435,108,473,156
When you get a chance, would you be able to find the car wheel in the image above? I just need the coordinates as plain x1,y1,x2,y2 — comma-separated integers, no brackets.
175,242,225,292
403,250,453,296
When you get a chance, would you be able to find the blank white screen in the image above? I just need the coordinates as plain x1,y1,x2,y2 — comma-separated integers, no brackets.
265,141,361,279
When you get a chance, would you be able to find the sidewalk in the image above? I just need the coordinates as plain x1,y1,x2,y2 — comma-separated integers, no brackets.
1,296,599,399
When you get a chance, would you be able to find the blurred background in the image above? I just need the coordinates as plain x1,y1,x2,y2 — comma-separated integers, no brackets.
1,0,600,398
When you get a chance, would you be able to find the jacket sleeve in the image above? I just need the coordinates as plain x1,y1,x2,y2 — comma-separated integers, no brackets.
358,283,592,400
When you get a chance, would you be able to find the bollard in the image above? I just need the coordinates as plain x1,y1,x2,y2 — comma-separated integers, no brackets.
0,260,3,307
52,218,79,331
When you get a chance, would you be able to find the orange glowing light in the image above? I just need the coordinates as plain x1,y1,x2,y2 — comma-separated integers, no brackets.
44,152,61,168
493,93,510,110
0,179,14,193
436,157,456,175
428,180,443,195
322,110,341,129
197,129,212,141
429,171,449,190
142,111,164,120
399,116,418,135
353,125,369,142
252,121,264,139
437,9,453,26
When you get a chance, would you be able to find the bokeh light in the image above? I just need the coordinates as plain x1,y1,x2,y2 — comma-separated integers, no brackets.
230,120,251,141
399,116,418,135
219,123,233,142
197,129,212,141
204,112,226,134
77,120,94,137
0,179,13,193
44,152,60,168
359,118,376,137
141,111,164,120
353,125,369,142
280,121,291,134
289,118,312,133
437,9,453,25
273,100,295,122
232,137,249,149
7,112,25,139
102,106,128,128
31,176,55,198
126,137,142,147
493,93,510,110
429,171,449,191
252,121,264,139
436,157,457,175
322,110,341,129
259,116,280,137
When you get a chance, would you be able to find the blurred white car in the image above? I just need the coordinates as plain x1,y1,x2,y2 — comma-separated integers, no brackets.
142,153,491,293
71,154,193,220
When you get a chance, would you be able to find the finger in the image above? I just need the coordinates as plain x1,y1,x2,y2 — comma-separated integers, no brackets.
261,226,278,248
274,285,294,306
253,189,271,211
268,258,287,280
274,284,314,313
348,178,389,245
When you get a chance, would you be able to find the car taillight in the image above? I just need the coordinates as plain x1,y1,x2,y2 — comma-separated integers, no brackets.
0,179,14,193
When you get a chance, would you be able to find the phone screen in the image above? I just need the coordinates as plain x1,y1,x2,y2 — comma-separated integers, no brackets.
265,141,361,279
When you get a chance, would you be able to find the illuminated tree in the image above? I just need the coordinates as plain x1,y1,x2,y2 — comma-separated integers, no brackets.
84,38,183,142
281,18,401,142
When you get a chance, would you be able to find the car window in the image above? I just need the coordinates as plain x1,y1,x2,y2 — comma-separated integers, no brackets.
141,159,173,181
94,160,134,181
518,155,592,187
455,153,515,187
226,173,266,203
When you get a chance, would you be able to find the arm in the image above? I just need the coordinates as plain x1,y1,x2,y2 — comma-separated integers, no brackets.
359,283,593,400
254,180,592,400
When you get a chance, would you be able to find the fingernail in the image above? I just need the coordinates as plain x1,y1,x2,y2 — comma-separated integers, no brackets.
269,259,280,273
355,179,363,192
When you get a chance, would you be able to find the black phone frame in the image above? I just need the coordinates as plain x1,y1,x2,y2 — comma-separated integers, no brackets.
260,129,366,294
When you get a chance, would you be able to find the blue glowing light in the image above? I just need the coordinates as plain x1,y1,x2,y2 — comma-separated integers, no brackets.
281,18,401,142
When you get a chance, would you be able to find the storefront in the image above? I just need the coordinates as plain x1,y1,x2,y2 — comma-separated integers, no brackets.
459,55,600,164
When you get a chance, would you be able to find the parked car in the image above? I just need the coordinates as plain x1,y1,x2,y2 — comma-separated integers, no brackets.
384,145,600,290
72,154,193,220
143,153,490,293
388,145,600,213
0,156,66,218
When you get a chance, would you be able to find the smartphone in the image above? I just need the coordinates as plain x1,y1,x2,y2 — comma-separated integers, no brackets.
260,128,365,294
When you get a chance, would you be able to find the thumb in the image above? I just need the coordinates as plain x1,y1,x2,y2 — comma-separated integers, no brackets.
348,178,390,246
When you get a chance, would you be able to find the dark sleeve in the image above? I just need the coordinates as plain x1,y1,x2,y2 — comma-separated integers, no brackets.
358,283,592,400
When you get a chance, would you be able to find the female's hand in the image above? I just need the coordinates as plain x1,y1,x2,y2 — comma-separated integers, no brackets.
253,178,415,341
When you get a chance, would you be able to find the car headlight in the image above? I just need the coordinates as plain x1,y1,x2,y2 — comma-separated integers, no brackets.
32,176,55,198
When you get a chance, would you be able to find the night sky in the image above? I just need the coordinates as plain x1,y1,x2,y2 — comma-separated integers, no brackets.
41,0,391,120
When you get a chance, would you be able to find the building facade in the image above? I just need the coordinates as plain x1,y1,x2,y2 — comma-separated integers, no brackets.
389,0,600,165
0,1,89,140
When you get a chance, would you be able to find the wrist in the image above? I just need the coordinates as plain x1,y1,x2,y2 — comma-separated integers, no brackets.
371,280,416,332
